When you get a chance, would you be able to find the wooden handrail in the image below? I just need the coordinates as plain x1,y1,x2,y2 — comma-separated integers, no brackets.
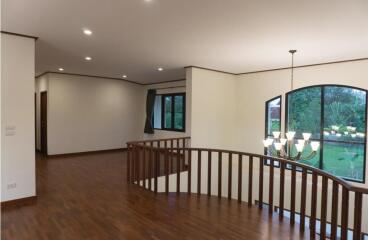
129,144,368,194
126,136,190,145
126,138,368,239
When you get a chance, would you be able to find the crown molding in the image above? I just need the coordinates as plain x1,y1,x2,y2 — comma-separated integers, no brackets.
186,57,368,76
36,71,187,86
1,30,38,40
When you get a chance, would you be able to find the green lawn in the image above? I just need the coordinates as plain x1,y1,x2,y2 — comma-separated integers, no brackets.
299,143,364,182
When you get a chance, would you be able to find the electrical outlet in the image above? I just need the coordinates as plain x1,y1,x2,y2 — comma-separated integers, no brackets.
7,183,16,190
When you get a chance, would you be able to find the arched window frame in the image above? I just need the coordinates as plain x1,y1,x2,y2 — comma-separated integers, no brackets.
283,84,367,183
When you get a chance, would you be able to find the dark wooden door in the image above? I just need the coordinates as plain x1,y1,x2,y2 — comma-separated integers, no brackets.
40,91,48,154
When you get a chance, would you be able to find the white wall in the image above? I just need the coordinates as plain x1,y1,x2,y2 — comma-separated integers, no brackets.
190,68,237,149
1,33,36,202
142,79,189,141
43,73,145,155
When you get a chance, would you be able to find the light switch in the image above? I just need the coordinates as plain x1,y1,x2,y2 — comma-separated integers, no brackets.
5,126,16,136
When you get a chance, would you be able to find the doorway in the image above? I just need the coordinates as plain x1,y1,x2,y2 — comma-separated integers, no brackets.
40,91,48,155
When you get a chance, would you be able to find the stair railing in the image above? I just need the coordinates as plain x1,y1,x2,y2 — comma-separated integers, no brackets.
127,137,368,240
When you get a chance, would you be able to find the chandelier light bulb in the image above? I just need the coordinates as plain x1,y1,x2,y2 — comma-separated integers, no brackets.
311,141,320,152
286,131,295,141
302,133,311,141
295,143,304,152
272,131,281,139
280,138,287,145
274,143,282,151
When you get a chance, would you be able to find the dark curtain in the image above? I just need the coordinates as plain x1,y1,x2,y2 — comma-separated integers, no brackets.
144,89,157,134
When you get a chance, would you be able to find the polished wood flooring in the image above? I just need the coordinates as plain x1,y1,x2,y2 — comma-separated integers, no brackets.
2,151,310,240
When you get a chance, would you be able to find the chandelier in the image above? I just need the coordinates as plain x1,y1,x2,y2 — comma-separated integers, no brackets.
262,50,321,161
263,131,320,161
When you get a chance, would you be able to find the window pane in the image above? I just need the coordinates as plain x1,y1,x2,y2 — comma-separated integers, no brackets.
153,95,162,129
323,142,365,182
164,96,172,128
287,87,321,139
323,86,366,143
266,97,281,136
174,95,184,130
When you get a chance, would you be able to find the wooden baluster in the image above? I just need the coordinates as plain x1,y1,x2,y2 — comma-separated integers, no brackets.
143,144,147,189
188,149,191,194
197,150,202,195
181,139,185,170
258,157,264,209
170,139,174,173
136,146,140,186
177,146,180,194
310,173,318,237
248,156,253,207
148,144,153,191
290,165,296,224
154,149,158,193
207,151,212,196
218,152,222,198
353,192,363,240
268,159,274,214
127,144,131,183
279,161,285,219
158,141,161,176
238,154,242,203
176,139,179,171
300,168,307,231
330,181,339,240
341,187,349,240
320,176,328,239
165,147,169,194
228,153,233,200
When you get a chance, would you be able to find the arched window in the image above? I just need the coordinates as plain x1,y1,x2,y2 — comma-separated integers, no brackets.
285,85,367,182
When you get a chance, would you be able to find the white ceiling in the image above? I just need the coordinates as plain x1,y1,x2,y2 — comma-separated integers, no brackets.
2,0,368,84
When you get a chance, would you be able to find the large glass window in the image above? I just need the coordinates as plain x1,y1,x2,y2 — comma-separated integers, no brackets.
153,95,162,129
265,96,281,137
153,93,185,132
284,85,367,182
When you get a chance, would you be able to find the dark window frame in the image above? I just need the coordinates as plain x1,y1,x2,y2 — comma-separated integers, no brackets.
264,96,282,155
284,84,367,183
153,92,186,132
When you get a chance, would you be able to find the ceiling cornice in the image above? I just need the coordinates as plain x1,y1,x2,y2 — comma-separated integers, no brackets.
187,57,368,76
36,71,144,85
35,71,186,86
184,66,236,75
1,30,38,40
144,78,186,86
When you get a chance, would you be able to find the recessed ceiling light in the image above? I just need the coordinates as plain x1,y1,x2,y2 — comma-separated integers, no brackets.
85,56,92,61
122,75,127,78
144,0,152,2
83,29,93,35
58,68,64,71
157,67,164,71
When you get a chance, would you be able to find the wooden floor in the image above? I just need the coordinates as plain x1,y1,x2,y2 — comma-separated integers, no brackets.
2,151,310,240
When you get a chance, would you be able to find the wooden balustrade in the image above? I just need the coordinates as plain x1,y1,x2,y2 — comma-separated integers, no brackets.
126,137,368,240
